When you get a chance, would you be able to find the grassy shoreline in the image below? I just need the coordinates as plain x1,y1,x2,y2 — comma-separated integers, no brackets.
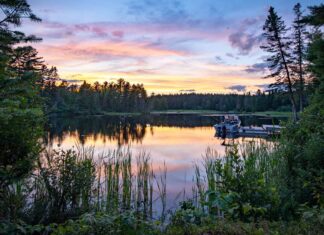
49,110,292,118
151,110,292,117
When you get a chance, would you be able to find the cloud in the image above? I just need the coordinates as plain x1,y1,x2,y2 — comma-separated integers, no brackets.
122,68,157,75
255,84,270,90
112,30,124,39
36,40,188,67
229,32,262,55
214,56,223,64
228,17,263,55
226,52,239,60
242,18,259,25
227,85,246,92
179,89,196,93
127,0,192,25
61,79,84,83
29,17,233,50
20,6,272,94
244,62,268,73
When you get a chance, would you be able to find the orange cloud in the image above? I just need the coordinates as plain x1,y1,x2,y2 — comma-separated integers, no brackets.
36,40,188,67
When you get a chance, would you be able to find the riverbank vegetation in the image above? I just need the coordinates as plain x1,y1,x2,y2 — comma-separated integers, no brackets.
0,1,323,234
43,80,299,115
1,142,323,234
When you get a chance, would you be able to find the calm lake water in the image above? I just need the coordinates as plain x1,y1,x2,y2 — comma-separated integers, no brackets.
46,114,283,210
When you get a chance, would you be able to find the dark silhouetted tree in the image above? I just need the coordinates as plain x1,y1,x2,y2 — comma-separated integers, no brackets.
261,6,298,121
0,0,43,188
291,3,307,112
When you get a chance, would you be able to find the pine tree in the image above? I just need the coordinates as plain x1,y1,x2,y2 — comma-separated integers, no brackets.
0,0,44,187
261,6,298,121
0,0,42,76
292,3,307,112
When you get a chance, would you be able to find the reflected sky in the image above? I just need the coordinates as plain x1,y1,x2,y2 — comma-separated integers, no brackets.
46,114,280,209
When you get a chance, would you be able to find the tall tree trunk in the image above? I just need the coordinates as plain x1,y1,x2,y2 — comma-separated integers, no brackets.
278,41,298,122
297,24,304,112
299,70,304,112
293,3,305,113
298,46,304,112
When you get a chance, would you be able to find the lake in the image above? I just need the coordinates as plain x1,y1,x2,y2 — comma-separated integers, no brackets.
46,114,283,211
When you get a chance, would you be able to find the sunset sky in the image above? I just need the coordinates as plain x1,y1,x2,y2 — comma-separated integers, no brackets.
22,0,322,94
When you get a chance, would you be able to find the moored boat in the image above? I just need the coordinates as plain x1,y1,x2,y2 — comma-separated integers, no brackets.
214,116,282,138
214,115,241,134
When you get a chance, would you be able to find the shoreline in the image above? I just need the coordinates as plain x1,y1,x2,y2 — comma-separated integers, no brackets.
48,110,292,118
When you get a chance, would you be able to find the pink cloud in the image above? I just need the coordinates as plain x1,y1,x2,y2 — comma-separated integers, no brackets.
112,30,124,38
35,39,188,67
31,20,231,42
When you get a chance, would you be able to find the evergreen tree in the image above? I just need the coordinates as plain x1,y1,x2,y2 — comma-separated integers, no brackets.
0,0,41,78
261,7,298,121
9,46,44,76
291,3,307,112
279,3,324,210
0,0,43,187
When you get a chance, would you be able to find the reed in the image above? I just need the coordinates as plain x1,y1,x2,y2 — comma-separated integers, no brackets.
134,151,154,219
94,148,156,220
2,146,157,224
156,162,167,222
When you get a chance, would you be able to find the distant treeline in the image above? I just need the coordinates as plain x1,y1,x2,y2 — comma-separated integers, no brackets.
42,79,306,114
150,92,300,112
42,79,148,114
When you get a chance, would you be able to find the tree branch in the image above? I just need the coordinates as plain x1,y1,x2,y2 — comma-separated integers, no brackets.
0,2,23,26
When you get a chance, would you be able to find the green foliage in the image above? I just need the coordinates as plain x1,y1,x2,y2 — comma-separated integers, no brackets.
150,92,295,113
0,147,159,225
292,3,308,112
261,6,298,121
0,212,161,235
43,79,148,114
169,200,206,230
0,0,41,28
194,143,281,221
272,3,324,212
0,0,42,78
0,0,45,222
302,4,324,26
43,80,302,114
36,148,96,223
167,219,324,235
49,212,160,235
0,72,44,187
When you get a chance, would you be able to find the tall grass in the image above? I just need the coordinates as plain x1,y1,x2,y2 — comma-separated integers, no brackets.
97,149,154,219
4,141,322,235
2,141,287,228
2,146,163,224
194,141,282,221
156,162,167,222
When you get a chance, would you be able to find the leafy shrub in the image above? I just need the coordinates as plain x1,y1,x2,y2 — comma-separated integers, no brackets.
194,143,281,222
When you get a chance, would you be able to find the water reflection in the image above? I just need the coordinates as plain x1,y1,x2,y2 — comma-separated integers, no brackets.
45,114,283,208
46,114,282,147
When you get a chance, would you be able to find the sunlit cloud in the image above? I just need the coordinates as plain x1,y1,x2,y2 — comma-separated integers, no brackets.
22,0,318,93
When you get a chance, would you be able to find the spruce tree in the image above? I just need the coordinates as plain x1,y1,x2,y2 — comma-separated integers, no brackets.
0,0,43,187
292,3,307,112
261,7,298,121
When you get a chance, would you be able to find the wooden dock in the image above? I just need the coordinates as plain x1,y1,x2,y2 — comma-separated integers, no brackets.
215,125,281,138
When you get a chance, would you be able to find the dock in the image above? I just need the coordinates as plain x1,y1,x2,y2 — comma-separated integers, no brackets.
239,125,281,137
214,115,282,138
215,124,282,138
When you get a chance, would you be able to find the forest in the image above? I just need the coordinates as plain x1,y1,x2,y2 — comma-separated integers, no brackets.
0,1,324,235
42,79,296,114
